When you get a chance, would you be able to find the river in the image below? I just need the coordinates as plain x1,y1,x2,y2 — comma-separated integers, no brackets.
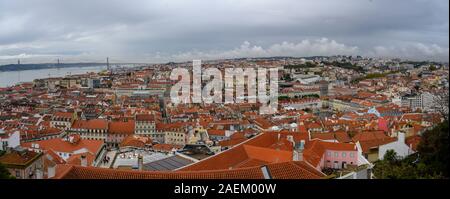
0,64,141,88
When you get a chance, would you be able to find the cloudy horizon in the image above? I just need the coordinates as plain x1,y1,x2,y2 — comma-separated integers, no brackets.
0,0,448,65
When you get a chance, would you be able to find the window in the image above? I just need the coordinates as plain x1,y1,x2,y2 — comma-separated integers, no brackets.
327,152,331,157
334,152,339,157
350,152,354,158
342,152,346,157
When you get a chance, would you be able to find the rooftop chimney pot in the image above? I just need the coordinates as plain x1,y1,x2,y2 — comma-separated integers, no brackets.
80,155,87,167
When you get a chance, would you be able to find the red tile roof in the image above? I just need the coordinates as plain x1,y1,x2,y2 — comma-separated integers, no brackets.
254,118,274,130
182,131,310,171
66,152,95,166
0,150,43,168
218,137,247,148
311,131,351,143
267,161,325,179
352,131,397,153
44,150,66,164
109,120,135,135
152,143,183,152
406,135,421,152
120,135,152,148
207,129,226,136
54,161,325,179
135,114,155,122
21,138,103,154
72,119,108,130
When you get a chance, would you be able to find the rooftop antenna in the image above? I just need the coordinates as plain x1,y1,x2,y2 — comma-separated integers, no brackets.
107,57,110,71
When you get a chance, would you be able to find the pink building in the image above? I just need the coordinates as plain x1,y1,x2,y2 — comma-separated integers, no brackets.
304,140,358,170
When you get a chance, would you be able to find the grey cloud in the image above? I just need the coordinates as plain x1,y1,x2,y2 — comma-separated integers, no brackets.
0,0,448,64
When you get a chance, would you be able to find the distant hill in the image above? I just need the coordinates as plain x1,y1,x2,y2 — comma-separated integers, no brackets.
0,63,106,72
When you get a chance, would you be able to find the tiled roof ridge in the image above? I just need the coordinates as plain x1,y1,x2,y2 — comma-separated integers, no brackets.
56,160,324,179
290,161,326,177
176,132,266,171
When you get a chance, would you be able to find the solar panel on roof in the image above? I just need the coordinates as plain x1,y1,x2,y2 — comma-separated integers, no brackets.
142,155,194,171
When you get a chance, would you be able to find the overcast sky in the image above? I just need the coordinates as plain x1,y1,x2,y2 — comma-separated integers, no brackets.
0,0,448,64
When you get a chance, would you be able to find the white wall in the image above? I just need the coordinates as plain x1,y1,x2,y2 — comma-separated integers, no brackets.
378,133,411,160
0,131,20,150
8,131,20,148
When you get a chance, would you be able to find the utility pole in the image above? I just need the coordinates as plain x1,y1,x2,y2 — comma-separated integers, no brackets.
57,58,60,69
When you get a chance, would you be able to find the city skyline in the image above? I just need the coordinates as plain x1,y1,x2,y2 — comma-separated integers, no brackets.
0,0,448,185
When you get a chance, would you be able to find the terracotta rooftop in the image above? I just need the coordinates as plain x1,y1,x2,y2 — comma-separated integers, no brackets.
152,143,183,152
0,150,43,169
72,119,108,130
207,129,226,136
120,135,152,148
109,120,135,135
311,131,351,143
21,138,103,154
406,135,421,152
53,112,74,119
352,131,397,153
135,114,155,122
54,160,325,179
254,118,275,130
218,137,248,148
66,152,95,166
181,131,309,171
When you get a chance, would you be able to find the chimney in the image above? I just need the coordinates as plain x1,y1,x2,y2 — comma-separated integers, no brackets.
138,154,143,171
398,132,405,143
286,135,295,146
293,140,305,161
293,150,303,161
47,165,56,178
80,155,88,167
260,166,272,179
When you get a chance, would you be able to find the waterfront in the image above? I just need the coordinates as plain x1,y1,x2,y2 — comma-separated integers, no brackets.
0,64,141,87
0,65,106,87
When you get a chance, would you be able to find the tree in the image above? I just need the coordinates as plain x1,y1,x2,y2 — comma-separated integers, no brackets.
431,90,449,121
417,120,449,177
429,65,437,71
373,121,449,179
0,163,14,179
383,150,398,164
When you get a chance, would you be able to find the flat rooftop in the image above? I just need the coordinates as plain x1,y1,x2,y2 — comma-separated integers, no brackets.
143,155,194,171
112,150,170,169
